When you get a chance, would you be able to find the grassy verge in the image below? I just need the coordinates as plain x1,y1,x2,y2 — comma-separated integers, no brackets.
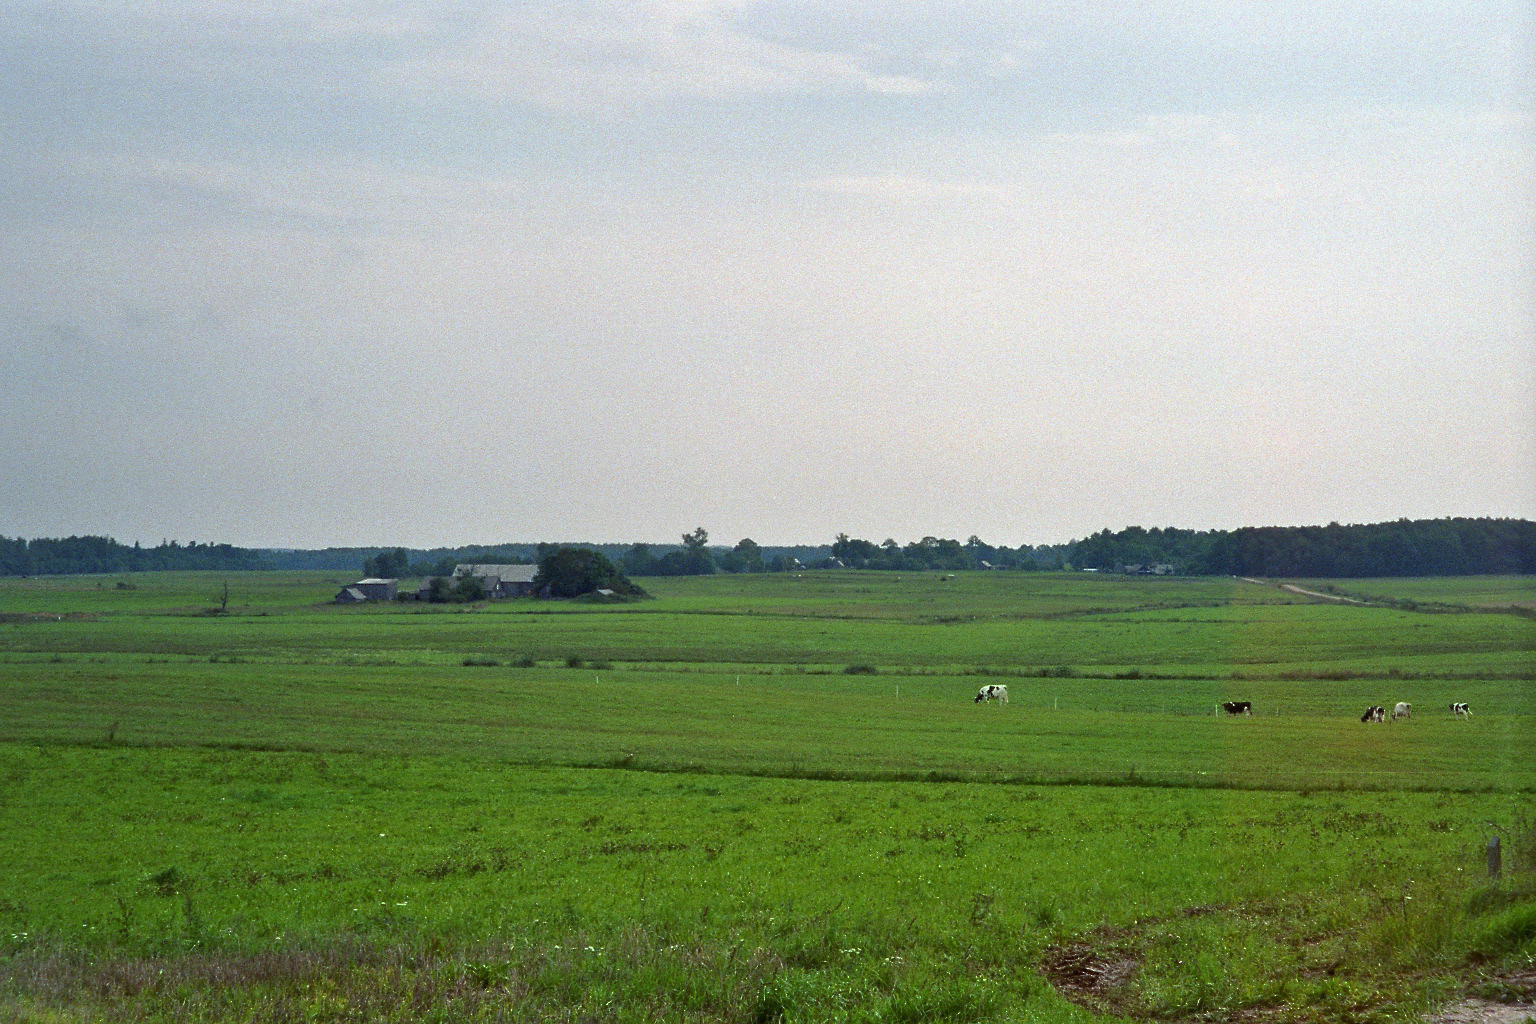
2,746,1535,1022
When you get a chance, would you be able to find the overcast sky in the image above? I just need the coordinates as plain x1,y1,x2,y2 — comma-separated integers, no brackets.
2,1,1532,549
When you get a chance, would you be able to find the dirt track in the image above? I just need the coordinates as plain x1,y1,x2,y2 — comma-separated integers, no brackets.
1425,998,1536,1024
1236,577,1367,604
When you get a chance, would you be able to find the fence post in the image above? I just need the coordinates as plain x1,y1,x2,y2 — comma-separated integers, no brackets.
1488,835,1502,879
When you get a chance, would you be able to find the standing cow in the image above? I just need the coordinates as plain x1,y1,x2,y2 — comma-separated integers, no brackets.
975,684,1009,704
1450,703,1472,718
1391,702,1412,721
1361,705,1385,723
1221,701,1252,716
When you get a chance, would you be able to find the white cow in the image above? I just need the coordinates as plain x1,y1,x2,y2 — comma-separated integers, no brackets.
1392,702,1411,721
975,684,1009,704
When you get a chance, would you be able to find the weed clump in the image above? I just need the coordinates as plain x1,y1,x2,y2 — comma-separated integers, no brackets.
144,866,184,897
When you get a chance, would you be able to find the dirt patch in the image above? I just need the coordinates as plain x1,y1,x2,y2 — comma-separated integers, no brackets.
1425,999,1536,1024
1039,940,1140,1017
1042,930,1535,1024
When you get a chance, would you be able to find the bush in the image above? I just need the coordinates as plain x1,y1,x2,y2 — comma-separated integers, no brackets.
844,664,878,675
1471,902,1536,959
535,548,648,599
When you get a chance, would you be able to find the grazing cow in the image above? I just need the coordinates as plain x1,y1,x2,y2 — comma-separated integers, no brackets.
1361,705,1385,723
1451,702,1472,718
1392,702,1411,721
1221,701,1252,716
975,684,1009,704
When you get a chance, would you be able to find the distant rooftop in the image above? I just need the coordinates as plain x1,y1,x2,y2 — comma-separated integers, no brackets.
454,564,538,583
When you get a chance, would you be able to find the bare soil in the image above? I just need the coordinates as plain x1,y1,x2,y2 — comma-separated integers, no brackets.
1425,998,1536,1024
1041,936,1535,1024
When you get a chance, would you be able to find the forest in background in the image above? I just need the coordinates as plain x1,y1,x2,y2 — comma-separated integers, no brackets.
0,517,1532,579
1070,517,1536,577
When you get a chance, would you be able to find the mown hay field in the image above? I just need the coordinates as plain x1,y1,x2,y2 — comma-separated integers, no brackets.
0,570,1533,1024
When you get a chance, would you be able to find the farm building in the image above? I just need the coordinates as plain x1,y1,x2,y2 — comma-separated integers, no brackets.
414,564,539,600
460,564,540,598
335,578,398,602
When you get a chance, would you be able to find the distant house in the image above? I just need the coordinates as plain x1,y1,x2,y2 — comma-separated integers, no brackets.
413,563,540,601
336,578,398,602
458,563,539,598
1112,564,1176,576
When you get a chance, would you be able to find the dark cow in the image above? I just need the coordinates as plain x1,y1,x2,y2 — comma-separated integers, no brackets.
1451,702,1472,718
1221,701,1252,716
975,684,1009,704
1361,705,1385,723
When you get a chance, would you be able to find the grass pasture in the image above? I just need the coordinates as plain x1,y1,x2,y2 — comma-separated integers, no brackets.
1295,577,1536,614
0,570,1533,1023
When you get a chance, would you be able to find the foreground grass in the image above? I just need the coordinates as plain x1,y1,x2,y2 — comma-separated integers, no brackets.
1,745,1533,1024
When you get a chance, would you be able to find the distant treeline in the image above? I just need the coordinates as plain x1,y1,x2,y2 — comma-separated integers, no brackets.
0,535,271,576
828,534,1072,572
5,517,1532,578
1072,518,1536,577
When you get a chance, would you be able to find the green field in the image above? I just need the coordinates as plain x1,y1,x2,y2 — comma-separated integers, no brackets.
1,571,1533,1023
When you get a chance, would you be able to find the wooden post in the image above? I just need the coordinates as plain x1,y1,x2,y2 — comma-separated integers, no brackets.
1488,836,1502,879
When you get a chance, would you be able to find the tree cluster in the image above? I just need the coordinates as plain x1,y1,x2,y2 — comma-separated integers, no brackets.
421,575,488,603
1071,518,1536,577
829,534,1070,572
362,548,410,578
534,548,648,599
0,535,270,577
620,528,771,576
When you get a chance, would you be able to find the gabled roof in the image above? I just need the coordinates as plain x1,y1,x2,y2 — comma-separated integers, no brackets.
455,563,538,583
355,578,396,586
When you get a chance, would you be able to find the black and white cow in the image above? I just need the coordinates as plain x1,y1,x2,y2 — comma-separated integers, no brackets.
1361,705,1385,723
1391,702,1412,721
975,684,1009,704
1450,702,1472,718
1221,701,1252,716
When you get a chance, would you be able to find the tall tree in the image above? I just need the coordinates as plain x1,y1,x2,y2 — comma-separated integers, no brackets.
534,548,646,598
